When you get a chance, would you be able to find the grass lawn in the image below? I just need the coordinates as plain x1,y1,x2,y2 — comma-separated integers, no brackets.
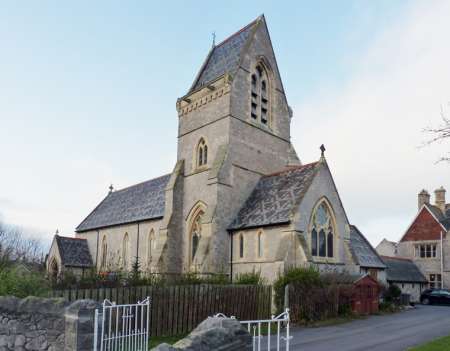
409,335,450,351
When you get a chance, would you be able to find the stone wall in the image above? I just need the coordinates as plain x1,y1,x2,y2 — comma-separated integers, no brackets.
0,297,99,351
152,316,251,351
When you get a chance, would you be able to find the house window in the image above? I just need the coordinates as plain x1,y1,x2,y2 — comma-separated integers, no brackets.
250,64,269,125
122,233,129,269
147,229,155,267
257,231,263,258
429,274,442,289
415,244,437,258
239,234,244,259
196,138,208,168
310,201,335,258
101,236,108,269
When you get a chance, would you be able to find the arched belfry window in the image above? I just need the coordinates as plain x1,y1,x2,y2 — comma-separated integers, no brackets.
239,233,244,258
196,138,208,168
250,63,269,125
101,235,108,269
122,233,129,269
310,201,335,258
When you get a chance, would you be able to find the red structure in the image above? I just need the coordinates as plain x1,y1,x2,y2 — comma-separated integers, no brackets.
351,275,380,314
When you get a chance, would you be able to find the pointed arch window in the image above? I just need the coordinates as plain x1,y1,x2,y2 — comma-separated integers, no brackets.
257,231,263,258
190,209,204,262
147,229,155,267
101,236,108,269
122,233,129,269
196,138,208,168
239,233,244,259
250,64,269,125
310,201,335,258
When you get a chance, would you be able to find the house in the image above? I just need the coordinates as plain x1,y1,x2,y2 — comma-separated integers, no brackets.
349,225,386,284
375,239,398,257
382,256,428,302
47,16,362,283
396,188,450,289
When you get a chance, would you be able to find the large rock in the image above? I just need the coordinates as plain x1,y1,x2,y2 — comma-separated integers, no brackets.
152,317,251,351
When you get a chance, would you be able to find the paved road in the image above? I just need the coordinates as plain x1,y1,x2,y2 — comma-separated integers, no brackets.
285,305,450,351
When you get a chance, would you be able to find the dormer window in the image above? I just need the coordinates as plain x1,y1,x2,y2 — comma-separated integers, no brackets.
250,64,269,126
196,138,208,168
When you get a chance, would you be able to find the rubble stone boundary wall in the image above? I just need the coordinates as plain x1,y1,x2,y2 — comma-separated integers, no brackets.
0,296,99,351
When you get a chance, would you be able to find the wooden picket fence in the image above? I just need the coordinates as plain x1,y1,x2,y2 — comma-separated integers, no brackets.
51,284,272,337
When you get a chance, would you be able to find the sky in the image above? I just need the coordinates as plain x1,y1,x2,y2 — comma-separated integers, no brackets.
1,1,449,247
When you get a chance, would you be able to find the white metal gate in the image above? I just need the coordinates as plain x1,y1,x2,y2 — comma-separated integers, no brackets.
214,308,291,351
93,298,150,351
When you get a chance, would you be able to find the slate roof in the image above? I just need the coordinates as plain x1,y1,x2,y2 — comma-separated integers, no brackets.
190,18,258,91
76,174,171,232
55,235,93,268
229,162,318,230
349,225,386,269
381,256,428,283
424,203,450,231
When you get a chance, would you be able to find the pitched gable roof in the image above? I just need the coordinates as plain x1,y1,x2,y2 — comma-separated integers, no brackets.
55,235,93,268
349,225,386,269
229,162,318,230
189,17,259,92
381,256,428,283
76,174,170,232
400,203,448,242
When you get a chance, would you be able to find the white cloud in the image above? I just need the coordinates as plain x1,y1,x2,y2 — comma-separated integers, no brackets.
291,0,450,246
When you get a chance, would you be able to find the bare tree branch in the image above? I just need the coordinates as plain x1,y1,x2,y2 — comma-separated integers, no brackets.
422,103,450,162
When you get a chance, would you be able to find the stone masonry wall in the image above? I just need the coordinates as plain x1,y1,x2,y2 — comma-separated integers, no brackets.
0,297,99,351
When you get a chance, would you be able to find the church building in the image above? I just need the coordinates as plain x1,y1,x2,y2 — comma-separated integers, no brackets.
47,16,372,283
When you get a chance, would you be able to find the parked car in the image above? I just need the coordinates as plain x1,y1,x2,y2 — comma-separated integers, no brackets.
420,289,450,305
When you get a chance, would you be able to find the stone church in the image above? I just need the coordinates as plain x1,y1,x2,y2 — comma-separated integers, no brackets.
47,16,378,283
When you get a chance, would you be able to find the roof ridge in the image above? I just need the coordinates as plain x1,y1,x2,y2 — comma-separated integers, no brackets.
381,255,413,262
113,173,171,193
57,235,87,241
263,162,318,178
215,17,259,47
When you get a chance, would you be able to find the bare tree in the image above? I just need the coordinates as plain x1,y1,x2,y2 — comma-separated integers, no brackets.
423,103,450,162
0,220,45,270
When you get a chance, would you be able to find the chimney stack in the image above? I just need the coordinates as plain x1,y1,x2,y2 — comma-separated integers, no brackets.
418,189,430,210
434,186,446,213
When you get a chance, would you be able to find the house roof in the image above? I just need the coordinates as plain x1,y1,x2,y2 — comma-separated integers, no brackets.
189,17,259,92
76,174,170,232
55,235,93,268
381,256,428,283
229,162,319,230
349,225,386,269
425,203,450,231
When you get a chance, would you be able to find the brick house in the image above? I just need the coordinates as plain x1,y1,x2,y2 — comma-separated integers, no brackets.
377,187,450,291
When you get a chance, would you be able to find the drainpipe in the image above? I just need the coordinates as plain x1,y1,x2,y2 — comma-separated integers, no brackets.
441,230,444,289
137,223,140,263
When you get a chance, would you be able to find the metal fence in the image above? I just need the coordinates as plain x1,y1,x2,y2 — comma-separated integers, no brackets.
94,298,150,351
214,308,291,351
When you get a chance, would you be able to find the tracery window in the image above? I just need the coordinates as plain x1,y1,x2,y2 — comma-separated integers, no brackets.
250,64,269,125
310,201,335,258
196,138,208,168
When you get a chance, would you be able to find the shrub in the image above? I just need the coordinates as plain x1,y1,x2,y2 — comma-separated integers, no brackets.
234,271,265,285
273,266,322,312
0,267,49,298
384,284,401,303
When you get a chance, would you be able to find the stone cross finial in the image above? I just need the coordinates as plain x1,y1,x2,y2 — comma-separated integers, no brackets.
212,31,216,47
55,229,59,235
109,184,114,194
320,144,326,156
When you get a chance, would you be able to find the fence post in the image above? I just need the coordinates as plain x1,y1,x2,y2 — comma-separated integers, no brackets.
284,284,289,311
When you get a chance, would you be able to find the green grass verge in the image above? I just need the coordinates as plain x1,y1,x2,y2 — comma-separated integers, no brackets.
409,335,450,351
